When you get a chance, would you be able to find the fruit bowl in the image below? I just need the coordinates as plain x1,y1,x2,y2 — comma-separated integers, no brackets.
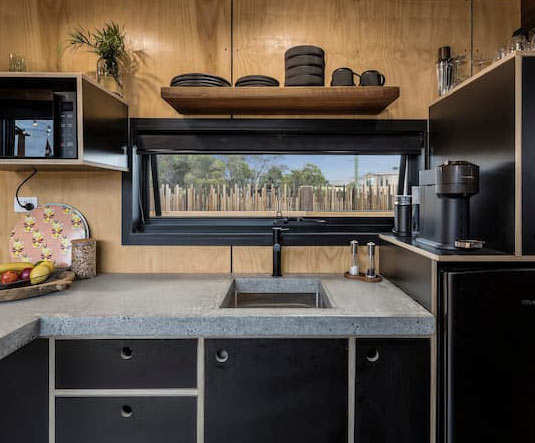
0,261,57,291
0,270,75,303
0,279,31,291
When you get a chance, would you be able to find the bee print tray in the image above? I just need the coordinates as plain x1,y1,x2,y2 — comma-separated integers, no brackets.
9,204,90,267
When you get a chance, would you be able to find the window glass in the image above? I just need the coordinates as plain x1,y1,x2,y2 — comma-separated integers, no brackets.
150,154,399,217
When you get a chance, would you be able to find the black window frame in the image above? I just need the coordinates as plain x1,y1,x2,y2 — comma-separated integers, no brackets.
123,118,426,246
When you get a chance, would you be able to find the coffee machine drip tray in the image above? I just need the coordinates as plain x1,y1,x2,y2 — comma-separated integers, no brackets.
414,236,458,251
454,239,485,249
414,236,484,251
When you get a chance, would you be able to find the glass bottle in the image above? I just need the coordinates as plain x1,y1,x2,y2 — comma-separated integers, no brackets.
437,46,453,96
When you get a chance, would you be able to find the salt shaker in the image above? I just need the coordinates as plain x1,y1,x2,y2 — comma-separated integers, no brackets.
348,240,359,276
71,238,97,279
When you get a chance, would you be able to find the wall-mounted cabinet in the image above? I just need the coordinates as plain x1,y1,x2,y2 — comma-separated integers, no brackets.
429,52,535,255
0,72,128,172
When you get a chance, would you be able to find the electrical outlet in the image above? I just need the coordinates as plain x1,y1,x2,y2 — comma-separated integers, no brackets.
14,197,38,213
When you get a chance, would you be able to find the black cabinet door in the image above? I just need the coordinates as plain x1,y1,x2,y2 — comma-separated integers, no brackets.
0,339,48,443
205,339,348,443
355,339,430,443
445,269,535,443
56,396,196,443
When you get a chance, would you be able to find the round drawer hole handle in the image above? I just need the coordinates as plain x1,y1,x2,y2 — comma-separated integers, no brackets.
215,349,229,363
121,346,133,360
121,405,133,418
366,349,380,363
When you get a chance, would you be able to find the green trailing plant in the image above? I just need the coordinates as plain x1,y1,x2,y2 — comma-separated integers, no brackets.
68,22,126,86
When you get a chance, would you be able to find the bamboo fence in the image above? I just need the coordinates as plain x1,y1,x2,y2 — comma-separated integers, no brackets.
151,182,397,215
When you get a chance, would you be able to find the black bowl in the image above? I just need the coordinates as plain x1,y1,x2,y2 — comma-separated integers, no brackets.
285,74,325,86
285,55,325,70
285,45,325,60
285,65,325,78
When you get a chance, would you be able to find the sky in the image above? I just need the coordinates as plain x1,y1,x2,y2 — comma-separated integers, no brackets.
279,155,400,184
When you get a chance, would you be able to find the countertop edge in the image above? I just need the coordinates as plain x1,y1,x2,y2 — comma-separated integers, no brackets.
39,314,434,339
0,318,40,360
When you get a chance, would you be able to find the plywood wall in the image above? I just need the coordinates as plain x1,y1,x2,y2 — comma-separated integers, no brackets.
232,246,379,274
0,0,520,273
0,0,520,119
0,0,232,117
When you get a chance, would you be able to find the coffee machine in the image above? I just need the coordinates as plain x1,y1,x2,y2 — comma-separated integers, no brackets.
416,160,481,250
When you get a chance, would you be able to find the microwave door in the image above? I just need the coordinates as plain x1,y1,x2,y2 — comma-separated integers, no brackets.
13,120,54,157
0,88,55,158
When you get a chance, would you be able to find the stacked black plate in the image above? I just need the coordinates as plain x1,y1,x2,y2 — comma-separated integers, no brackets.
235,75,279,87
284,45,325,86
170,73,231,87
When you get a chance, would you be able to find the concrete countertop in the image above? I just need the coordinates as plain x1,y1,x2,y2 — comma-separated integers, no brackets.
0,273,434,360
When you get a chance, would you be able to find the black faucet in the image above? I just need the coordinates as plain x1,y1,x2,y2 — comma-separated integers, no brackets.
272,227,288,277
272,217,326,277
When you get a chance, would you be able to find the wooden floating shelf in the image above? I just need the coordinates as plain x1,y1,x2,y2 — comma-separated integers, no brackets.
161,86,400,115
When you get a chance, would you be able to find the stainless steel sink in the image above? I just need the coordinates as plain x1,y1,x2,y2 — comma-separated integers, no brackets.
220,278,333,309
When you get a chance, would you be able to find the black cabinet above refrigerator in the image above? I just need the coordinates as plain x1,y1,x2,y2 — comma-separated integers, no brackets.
429,53,535,256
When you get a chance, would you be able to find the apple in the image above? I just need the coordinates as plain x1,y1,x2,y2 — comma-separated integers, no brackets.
19,268,32,281
1,271,20,285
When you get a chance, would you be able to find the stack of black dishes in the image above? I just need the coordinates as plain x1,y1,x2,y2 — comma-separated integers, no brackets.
235,75,279,87
170,73,231,87
284,45,325,86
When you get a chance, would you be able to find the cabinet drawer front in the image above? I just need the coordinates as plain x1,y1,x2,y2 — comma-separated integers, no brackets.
56,339,197,389
56,396,196,443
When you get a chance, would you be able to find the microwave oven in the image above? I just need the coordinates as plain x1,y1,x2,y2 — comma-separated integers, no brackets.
0,74,128,171
0,87,77,159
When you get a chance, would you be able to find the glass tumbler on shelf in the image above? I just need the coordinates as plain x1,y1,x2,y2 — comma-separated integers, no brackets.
511,34,527,52
528,32,535,51
348,240,359,276
8,53,26,72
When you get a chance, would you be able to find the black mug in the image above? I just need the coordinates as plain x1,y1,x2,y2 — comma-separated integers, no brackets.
359,70,385,86
330,67,356,86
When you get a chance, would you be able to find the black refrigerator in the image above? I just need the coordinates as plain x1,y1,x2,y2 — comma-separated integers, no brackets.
442,268,535,443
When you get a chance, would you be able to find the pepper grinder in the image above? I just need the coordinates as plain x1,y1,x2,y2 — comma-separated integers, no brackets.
365,242,376,279
348,240,359,276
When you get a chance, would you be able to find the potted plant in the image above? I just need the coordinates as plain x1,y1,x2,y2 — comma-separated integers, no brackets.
68,22,127,95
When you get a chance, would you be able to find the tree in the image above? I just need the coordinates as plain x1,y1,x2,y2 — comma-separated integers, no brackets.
184,155,226,187
247,155,284,186
282,163,328,189
225,155,254,188
259,165,287,188
158,155,191,186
